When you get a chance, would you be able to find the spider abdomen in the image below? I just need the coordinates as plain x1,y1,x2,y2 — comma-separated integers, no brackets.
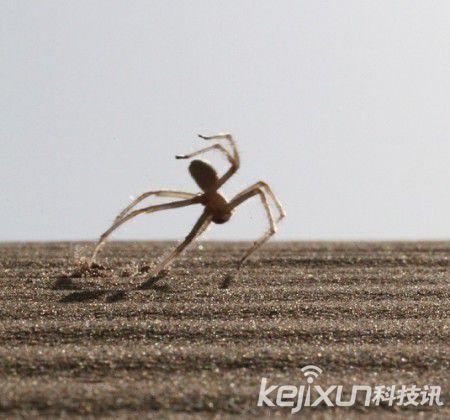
189,160,219,192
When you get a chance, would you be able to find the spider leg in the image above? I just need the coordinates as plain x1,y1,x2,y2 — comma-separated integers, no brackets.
231,181,286,222
229,185,282,268
114,190,197,223
138,210,212,287
197,133,239,162
197,133,240,188
91,196,201,263
176,144,234,165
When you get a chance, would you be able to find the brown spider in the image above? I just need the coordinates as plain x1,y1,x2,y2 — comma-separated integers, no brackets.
91,133,286,283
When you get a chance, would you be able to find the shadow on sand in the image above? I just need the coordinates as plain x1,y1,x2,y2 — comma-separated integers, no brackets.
58,281,172,304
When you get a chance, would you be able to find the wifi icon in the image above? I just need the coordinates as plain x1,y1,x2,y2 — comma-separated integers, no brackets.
301,365,323,383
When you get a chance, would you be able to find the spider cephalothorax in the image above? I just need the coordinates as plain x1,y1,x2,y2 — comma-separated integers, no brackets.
91,133,285,284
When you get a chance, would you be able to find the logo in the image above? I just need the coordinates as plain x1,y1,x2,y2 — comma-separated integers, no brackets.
301,365,322,383
257,365,444,413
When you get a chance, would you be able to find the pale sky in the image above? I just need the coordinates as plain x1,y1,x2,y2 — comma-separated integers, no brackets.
1,1,449,241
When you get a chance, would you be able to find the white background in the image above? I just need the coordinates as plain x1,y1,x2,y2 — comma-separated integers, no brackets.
2,1,449,241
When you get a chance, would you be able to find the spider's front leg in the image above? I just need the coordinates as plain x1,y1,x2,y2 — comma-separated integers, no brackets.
137,210,212,289
231,181,286,223
229,183,285,268
113,190,197,224
90,196,200,264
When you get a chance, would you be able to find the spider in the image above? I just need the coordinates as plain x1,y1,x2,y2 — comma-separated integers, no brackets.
91,133,286,285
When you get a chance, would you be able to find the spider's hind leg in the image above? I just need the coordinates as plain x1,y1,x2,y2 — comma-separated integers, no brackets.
177,134,240,189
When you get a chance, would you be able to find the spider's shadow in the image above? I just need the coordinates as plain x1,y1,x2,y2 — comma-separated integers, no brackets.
54,267,234,303
55,271,171,303
60,290,107,303
219,273,235,289
52,262,110,290
58,284,172,303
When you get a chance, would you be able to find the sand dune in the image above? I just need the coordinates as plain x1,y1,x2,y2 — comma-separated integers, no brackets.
1,241,449,417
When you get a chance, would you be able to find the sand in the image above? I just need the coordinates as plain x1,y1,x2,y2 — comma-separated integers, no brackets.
1,241,449,418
